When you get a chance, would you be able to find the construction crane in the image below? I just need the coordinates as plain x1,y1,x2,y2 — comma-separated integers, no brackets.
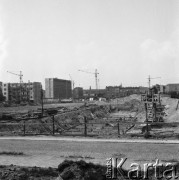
69,74,75,90
78,69,99,90
147,75,161,89
7,71,23,103
7,71,23,84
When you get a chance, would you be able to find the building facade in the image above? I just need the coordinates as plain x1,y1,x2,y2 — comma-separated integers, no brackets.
83,89,106,98
106,86,141,99
45,78,72,99
73,87,83,99
2,82,42,104
165,84,179,93
0,82,2,95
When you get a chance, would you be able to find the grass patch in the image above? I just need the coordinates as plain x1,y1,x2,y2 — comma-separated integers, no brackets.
0,151,24,156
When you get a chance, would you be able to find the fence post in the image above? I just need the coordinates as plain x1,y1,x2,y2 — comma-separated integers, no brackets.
117,122,120,137
23,120,26,136
84,116,87,137
52,115,55,135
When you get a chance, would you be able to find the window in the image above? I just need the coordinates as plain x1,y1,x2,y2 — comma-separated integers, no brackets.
4,88,6,91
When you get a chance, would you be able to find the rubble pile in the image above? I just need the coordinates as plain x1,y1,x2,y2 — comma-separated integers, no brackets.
0,160,177,180
0,161,109,180
0,104,110,135
58,160,106,180
0,165,59,180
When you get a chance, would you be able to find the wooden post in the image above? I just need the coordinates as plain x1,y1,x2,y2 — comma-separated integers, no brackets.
84,116,87,137
144,103,149,133
117,122,120,136
52,115,55,135
176,100,179,110
41,89,44,116
23,120,26,136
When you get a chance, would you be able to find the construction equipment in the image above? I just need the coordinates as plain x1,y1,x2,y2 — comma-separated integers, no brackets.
69,74,75,101
7,71,23,103
7,71,23,84
78,69,99,90
69,74,75,90
147,75,161,89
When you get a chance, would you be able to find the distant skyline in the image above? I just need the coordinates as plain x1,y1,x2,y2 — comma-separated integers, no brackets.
0,0,179,89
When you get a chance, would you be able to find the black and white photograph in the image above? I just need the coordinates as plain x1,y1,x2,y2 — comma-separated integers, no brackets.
0,0,179,179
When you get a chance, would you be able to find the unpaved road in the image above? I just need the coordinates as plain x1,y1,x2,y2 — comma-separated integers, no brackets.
0,137,179,170
1,136,179,144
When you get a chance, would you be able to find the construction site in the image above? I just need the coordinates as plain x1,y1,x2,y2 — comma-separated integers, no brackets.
1,69,179,180
1,0,179,179
0,89,179,179
1,69,179,179
0,87,179,139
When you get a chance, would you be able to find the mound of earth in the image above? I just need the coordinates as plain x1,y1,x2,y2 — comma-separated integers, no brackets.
0,161,109,180
58,160,107,180
0,165,59,180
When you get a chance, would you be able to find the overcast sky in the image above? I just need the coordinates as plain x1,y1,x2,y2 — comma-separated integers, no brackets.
0,0,179,89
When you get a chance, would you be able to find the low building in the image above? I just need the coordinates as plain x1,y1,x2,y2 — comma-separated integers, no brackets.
106,86,141,99
73,87,83,99
83,89,106,99
139,86,149,94
45,78,72,99
2,82,42,104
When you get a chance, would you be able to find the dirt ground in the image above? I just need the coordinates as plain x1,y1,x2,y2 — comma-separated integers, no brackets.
0,139,179,169
1,94,179,139
0,160,107,180
0,102,84,113
0,139,179,179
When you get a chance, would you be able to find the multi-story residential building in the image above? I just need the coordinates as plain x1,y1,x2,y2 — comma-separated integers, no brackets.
2,82,42,104
45,78,72,99
0,81,4,102
165,84,179,94
0,82,2,94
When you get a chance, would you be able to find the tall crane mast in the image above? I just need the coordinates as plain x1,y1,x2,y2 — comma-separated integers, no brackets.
78,69,99,90
69,74,75,90
69,74,75,100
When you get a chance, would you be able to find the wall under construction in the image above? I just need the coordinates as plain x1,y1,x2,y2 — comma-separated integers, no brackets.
2,82,42,104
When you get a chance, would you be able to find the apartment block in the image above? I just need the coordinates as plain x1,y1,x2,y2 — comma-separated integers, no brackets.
2,82,42,104
165,84,179,93
45,78,72,99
